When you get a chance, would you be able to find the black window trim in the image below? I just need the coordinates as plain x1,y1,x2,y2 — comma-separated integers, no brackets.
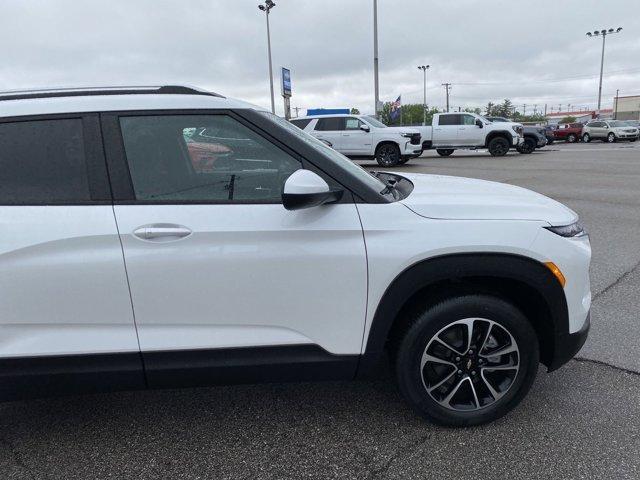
100,108,386,205
314,116,346,132
0,112,111,206
437,113,462,126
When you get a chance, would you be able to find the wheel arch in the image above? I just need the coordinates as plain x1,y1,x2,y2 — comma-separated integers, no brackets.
358,253,568,377
484,130,513,147
375,140,401,153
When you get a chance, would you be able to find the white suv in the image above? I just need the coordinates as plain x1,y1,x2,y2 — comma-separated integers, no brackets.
291,114,423,167
0,86,591,426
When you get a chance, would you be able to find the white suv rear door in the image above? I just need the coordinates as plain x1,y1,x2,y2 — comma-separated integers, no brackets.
103,112,367,382
310,117,345,150
0,115,140,361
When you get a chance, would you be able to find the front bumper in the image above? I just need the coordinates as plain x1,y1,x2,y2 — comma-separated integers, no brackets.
402,140,423,155
548,311,590,371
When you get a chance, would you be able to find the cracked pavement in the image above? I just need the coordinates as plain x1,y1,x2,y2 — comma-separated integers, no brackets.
1,143,640,479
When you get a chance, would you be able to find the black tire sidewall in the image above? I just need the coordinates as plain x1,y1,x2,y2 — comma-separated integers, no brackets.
376,143,401,167
607,133,616,143
396,295,539,427
583,133,590,142
437,149,454,156
488,137,509,156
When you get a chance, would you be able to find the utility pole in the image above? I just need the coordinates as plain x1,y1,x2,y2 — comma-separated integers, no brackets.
523,104,526,116
293,106,302,117
559,104,562,113
258,1,276,114
544,104,547,116
442,83,451,112
373,0,380,117
614,89,619,119
417,65,430,125
586,27,623,111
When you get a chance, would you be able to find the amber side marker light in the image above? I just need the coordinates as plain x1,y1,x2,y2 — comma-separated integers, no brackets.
545,262,566,288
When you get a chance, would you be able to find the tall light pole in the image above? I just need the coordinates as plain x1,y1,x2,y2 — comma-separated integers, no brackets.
373,0,380,117
417,65,430,125
586,27,622,112
258,1,276,114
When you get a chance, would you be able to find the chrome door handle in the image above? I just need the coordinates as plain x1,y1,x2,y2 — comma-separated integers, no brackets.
133,224,192,242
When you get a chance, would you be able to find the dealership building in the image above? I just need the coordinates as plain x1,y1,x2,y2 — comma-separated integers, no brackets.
613,95,640,121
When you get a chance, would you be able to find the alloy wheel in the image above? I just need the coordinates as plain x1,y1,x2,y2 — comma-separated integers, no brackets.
377,145,399,166
607,133,616,143
420,318,520,412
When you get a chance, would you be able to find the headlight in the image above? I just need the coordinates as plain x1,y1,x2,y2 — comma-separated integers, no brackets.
401,132,414,138
545,220,587,238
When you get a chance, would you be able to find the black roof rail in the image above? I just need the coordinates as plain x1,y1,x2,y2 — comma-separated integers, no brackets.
0,85,225,102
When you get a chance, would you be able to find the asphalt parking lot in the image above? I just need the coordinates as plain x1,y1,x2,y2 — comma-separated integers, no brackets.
2,142,640,480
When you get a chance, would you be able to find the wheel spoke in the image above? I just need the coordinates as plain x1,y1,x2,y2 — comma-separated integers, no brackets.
479,322,493,354
482,365,518,371
480,343,517,358
468,378,481,409
480,370,503,401
421,352,456,369
426,369,457,393
441,376,466,408
433,337,465,356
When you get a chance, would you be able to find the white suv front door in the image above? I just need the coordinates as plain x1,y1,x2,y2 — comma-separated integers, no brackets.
340,117,372,155
108,113,367,363
456,114,484,146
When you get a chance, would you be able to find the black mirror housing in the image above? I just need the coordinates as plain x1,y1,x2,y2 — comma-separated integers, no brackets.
475,119,483,128
283,189,343,211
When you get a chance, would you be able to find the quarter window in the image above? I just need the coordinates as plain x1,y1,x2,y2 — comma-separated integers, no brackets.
0,118,90,204
119,115,301,203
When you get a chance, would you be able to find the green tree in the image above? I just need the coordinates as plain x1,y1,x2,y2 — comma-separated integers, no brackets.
559,116,577,124
350,107,360,114
485,102,495,116
379,103,440,126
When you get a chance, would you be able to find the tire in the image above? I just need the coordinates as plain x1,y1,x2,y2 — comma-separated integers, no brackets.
630,138,637,143
607,132,616,143
582,133,591,143
436,149,455,157
567,134,577,143
517,137,535,154
375,143,401,167
397,156,410,165
487,137,510,157
395,295,539,427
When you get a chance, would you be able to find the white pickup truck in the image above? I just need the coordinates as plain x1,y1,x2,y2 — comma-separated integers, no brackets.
291,114,424,167
412,112,524,157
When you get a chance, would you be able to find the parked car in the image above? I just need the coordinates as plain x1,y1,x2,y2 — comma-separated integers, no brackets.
410,113,524,157
553,123,584,143
0,85,591,427
543,125,556,145
582,119,639,143
622,120,640,129
485,117,547,154
291,114,422,167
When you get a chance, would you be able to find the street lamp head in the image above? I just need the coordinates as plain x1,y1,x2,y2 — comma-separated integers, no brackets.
608,28,614,33
593,31,599,36
616,27,623,32
258,4,265,10
586,32,592,37
601,29,607,35
266,0,275,7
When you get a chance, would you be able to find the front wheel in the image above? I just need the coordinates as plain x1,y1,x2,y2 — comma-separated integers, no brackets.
582,133,591,143
607,132,616,143
436,149,455,157
375,143,401,167
487,137,510,156
395,295,539,427
567,134,577,143
517,137,535,154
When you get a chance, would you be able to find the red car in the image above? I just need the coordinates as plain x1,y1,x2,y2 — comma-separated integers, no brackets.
553,123,583,143
186,138,232,172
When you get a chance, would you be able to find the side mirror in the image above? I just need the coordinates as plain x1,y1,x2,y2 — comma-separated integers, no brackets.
360,124,371,132
475,119,483,128
282,170,343,211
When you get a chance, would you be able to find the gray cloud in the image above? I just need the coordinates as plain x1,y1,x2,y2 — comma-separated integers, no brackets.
0,0,637,115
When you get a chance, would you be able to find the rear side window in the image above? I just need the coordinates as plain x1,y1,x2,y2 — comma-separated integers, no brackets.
438,115,461,126
315,117,345,131
0,118,90,204
290,118,312,129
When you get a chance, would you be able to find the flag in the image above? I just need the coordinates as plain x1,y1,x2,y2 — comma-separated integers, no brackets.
390,95,401,121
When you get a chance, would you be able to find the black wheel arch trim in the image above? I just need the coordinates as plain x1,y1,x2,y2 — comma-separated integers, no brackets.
357,253,570,377
485,130,514,146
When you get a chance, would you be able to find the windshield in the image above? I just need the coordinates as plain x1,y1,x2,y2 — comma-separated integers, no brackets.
609,120,628,128
362,116,387,128
256,111,388,194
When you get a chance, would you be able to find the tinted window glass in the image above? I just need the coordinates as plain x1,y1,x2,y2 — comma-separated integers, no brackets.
438,114,461,126
290,118,312,129
315,117,345,131
120,115,301,203
345,117,362,130
0,118,90,204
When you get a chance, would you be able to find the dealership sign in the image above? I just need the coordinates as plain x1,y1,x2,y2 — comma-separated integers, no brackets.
281,67,292,97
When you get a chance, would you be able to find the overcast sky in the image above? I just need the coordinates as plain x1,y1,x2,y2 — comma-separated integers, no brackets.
1,0,638,116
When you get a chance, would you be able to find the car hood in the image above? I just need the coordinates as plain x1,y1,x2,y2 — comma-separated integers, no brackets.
398,173,577,225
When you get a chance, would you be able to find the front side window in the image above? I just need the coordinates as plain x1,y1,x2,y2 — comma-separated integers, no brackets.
461,114,476,126
344,117,362,130
119,115,301,202
0,118,90,204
